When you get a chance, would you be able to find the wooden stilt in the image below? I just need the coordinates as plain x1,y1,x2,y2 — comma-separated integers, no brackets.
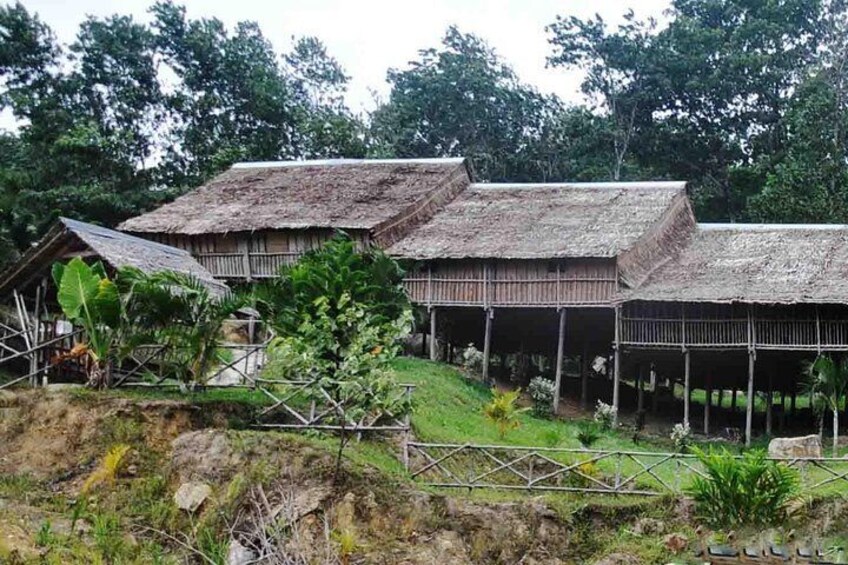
651,364,659,414
731,388,738,415
482,308,493,383
746,351,756,447
612,306,621,426
683,349,691,428
636,363,644,414
553,308,567,413
791,389,797,415
580,342,589,410
704,375,712,436
766,373,773,437
429,307,438,362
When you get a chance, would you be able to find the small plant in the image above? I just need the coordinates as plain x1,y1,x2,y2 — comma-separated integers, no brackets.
528,377,556,417
593,400,617,431
333,527,359,565
670,422,691,452
35,520,54,548
483,388,529,439
576,421,601,449
687,447,801,528
542,429,562,448
462,343,484,376
83,444,131,493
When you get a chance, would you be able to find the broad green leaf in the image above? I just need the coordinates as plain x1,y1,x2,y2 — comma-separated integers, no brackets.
57,257,100,322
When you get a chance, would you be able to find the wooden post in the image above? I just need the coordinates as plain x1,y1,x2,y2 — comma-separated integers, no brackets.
765,373,773,437
429,307,438,361
553,308,567,413
239,239,252,281
636,363,645,414
704,375,712,436
651,364,659,414
791,388,797,415
746,350,756,447
482,308,493,383
580,341,589,410
683,349,691,428
612,306,621,426
731,388,738,415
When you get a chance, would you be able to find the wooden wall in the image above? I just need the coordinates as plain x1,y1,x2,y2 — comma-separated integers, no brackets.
150,229,371,279
404,258,618,307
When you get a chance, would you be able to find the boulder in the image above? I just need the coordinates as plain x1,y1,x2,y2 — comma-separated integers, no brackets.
174,482,212,512
768,435,822,459
226,539,256,565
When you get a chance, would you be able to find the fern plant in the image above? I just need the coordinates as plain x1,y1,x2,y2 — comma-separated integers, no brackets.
687,447,801,528
483,388,529,439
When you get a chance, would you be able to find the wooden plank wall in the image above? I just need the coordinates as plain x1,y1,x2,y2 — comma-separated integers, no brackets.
404,258,618,307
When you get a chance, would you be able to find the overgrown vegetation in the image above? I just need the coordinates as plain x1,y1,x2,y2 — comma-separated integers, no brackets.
688,447,801,529
483,388,528,439
803,354,848,456
258,236,413,481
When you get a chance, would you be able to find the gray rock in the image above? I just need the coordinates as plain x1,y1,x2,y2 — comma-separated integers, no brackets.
768,434,822,459
226,539,256,565
593,553,641,565
174,482,212,512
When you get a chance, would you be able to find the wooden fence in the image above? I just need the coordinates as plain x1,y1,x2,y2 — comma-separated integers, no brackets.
406,442,848,497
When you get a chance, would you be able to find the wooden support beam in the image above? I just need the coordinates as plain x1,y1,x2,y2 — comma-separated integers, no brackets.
612,306,621,426
651,365,659,414
683,349,691,428
553,308,567,413
731,388,738,415
704,375,712,436
766,373,773,437
746,350,756,447
580,342,589,410
482,308,493,383
429,307,438,362
636,363,645,414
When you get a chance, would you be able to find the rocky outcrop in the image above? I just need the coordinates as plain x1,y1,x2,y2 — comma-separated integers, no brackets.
768,435,823,459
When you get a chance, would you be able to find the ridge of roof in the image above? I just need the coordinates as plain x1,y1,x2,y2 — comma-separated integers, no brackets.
60,218,192,256
698,222,848,231
471,181,686,190
231,157,466,169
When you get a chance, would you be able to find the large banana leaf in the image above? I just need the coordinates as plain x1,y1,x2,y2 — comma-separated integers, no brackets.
54,257,120,328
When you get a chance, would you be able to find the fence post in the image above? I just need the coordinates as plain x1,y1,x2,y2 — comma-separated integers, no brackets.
614,452,622,493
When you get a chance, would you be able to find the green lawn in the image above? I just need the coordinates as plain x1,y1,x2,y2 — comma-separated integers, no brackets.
394,357,668,452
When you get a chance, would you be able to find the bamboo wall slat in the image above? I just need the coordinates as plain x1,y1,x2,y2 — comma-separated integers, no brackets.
404,258,618,307
621,302,848,350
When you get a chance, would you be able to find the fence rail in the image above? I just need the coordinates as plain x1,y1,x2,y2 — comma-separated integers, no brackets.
406,442,848,496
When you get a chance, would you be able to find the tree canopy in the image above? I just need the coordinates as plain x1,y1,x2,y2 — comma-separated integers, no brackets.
2,0,848,268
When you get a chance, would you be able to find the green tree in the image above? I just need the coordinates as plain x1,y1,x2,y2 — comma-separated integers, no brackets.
548,0,843,221
371,26,581,182
483,388,528,439
258,237,412,482
803,355,848,456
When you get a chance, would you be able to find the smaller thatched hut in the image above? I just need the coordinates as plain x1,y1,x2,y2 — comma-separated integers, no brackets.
0,217,227,298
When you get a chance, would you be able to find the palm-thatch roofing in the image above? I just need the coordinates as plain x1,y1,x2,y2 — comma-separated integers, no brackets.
623,224,848,305
387,181,688,259
0,218,228,296
119,158,470,235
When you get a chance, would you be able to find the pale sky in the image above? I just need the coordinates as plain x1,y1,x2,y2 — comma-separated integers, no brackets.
19,0,671,112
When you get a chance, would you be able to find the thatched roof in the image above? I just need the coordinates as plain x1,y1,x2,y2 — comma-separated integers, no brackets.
0,218,228,296
387,182,688,259
119,158,470,235
624,224,848,305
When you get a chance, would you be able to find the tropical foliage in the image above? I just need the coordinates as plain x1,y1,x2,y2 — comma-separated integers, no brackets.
483,388,528,439
803,355,848,456
51,257,246,388
528,376,556,417
258,237,413,480
688,447,801,528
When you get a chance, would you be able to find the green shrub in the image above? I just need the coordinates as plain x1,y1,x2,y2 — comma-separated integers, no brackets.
483,388,529,439
528,377,556,417
576,422,601,449
687,447,801,528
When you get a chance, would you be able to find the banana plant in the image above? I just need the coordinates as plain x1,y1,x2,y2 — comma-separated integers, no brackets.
51,257,123,388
